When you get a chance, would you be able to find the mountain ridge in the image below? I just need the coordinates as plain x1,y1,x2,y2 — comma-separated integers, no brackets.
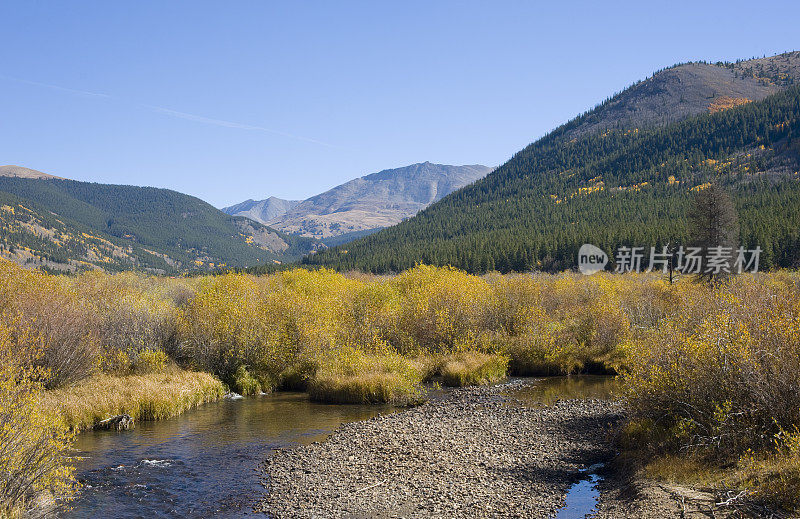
221,196,301,224
224,162,492,239
0,165,63,180
300,52,800,274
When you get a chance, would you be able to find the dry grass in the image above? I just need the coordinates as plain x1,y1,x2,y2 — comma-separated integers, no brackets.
439,352,508,387
637,450,800,513
308,349,423,405
40,367,225,430
309,372,423,405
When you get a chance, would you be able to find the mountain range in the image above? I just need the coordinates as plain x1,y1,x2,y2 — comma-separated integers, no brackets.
301,52,800,274
5,52,800,276
0,168,320,273
222,162,492,240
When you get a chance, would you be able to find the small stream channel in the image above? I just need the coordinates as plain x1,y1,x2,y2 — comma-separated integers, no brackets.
62,376,618,518
513,376,619,519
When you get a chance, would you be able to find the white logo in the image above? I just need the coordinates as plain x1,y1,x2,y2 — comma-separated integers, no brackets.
578,244,608,275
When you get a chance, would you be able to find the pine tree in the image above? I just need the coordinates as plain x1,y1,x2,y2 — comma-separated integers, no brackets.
687,183,739,283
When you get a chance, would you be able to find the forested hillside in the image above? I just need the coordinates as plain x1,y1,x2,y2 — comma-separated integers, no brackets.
0,176,320,273
304,56,800,273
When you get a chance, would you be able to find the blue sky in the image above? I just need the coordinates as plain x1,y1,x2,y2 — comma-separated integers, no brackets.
1,1,798,207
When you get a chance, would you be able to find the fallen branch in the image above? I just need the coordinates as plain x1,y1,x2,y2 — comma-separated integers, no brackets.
354,480,385,494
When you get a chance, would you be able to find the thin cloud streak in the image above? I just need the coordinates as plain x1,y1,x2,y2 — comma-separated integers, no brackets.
1,75,113,99
143,105,338,147
1,75,337,148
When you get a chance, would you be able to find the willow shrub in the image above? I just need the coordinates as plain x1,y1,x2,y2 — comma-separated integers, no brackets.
0,261,187,387
0,322,76,515
622,273,800,458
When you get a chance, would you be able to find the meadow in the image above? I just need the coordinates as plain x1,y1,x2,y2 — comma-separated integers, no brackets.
1,259,800,514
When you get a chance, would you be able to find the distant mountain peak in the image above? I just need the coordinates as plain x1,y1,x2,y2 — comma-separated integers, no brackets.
224,163,492,241
221,196,301,224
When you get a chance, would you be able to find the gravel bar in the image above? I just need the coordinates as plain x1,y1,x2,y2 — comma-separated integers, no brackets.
260,380,624,518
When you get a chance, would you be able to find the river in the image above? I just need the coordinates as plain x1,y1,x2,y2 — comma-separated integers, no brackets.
62,376,617,518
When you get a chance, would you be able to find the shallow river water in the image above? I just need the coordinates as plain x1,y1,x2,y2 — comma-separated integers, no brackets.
64,393,394,518
62,376,617,518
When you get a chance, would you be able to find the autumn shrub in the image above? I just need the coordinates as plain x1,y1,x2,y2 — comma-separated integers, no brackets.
71,271,180,371
491,273,629,375
617,272,800,511
0,321,76,516
0,261,99,387
132,348,169,374
390,265,490,354
176,273,284,387
623,274,800,456
233,366,262,395
176,269,361,389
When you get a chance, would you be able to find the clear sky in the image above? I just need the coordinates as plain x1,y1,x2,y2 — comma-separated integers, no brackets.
1,1,798,208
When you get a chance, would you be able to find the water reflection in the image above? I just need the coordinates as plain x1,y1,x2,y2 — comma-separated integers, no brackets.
64,393,394,518
511,375,619,406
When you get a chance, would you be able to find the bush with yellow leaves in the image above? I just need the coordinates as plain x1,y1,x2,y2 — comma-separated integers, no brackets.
0,321,76,516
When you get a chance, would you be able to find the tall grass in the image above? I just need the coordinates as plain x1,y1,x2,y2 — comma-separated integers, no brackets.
40,367,225,430
307,348,423,405
439,352,509,387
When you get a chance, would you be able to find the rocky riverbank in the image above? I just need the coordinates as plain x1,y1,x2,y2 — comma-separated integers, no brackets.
261,380,626,518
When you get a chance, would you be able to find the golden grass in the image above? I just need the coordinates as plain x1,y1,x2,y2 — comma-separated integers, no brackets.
439,352,508,387
309,372,423,405
642,455,726,487
40,367,225,430
307,349,423,405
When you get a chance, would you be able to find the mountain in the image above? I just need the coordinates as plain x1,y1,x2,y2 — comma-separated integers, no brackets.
0,174,320,273
0,165,63,180
224,163,492,240
221,197,300,224
302,52,800,274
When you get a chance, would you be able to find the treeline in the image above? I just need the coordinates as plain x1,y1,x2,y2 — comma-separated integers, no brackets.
304,85,800,274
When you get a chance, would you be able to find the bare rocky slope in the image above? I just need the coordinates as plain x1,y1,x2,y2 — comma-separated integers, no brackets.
562,53,800,140
564,63,778,139
0,165,63,180
220,196,300,224
223,162,492,239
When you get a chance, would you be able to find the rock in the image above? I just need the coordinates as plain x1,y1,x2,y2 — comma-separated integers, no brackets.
96,414,134,431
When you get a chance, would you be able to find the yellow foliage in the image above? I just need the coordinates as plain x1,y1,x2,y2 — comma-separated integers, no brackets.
708,96,752,113
0,321,77,515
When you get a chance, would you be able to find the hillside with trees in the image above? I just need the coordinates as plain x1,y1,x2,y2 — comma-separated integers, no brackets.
303,53,800,274
0,174,320,273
